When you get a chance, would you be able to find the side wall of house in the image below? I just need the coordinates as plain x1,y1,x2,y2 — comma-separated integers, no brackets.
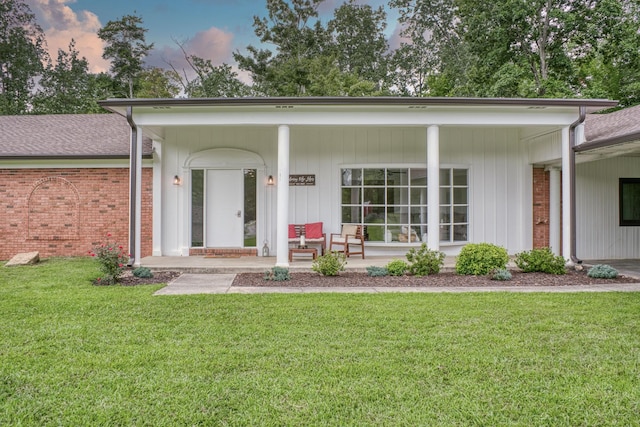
0,168,152,260
160,126,532,256
576,157,640,259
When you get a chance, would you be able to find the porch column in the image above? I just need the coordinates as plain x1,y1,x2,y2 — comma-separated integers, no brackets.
276,125,290,267
126,106,143,267
548,166,561,256
427,125,440,250
561,126,571,261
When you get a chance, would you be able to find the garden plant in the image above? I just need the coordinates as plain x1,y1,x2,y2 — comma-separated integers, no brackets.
455,243,509,275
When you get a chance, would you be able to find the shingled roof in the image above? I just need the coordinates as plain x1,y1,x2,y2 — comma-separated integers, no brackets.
0,114,152,159
584,104,640,145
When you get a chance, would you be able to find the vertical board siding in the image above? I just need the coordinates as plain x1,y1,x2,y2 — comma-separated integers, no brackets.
161,126,531,255
576,157,640,259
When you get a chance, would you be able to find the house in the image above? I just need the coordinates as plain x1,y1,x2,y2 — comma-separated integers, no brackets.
2,97,639,267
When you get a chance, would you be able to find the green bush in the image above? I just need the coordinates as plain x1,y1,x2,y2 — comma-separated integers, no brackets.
587,264,619,279
492,268,512,281
405,243,445,276
366,266,388,277
456,243,509,276
312,251,346,276
132,267,153,278
264,266,290,281
89,233,129,285
386,259,408,276
515,247,566,275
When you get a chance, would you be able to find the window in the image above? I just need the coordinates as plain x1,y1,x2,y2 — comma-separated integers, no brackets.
341,167,468,243
620,178,640,226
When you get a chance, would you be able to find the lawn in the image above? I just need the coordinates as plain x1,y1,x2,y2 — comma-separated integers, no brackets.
1,258,639,426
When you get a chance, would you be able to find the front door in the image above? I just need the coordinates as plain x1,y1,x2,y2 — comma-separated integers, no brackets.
206,169,244,247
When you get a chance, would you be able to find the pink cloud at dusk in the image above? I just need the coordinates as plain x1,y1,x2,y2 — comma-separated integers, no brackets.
25,0,110,73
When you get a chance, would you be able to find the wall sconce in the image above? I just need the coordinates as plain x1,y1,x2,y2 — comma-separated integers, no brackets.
173,175,182,186
267,175,275,186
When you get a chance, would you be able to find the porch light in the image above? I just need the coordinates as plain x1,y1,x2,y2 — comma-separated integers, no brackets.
173,175,182,185
267,175,275,186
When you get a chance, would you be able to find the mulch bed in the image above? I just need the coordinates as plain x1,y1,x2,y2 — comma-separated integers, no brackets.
232,270,639,288
96,270,182,286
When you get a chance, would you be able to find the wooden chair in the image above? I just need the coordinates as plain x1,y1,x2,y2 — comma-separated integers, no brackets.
329,224,365,258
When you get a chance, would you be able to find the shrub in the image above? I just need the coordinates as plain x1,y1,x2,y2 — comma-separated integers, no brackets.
133,267,153,278
366,266,388,277
405,243,445,276
492,268,512,281
89,233,129,285
456,243,509,276
515,247,566,275
264,266,291,281
312,251,347,276
587,264,619,279
386,259,409,276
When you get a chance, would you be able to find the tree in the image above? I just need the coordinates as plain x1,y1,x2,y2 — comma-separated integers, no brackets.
135,67,180,98
32,40,98,114
328,0,390,89
0,0,48,114
98,14,153,98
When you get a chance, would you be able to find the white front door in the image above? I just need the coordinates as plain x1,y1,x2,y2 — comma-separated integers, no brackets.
206,169,244,247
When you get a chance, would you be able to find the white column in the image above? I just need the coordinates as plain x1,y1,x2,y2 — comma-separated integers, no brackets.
276,125,290,267
548,167,561,256
151,141,162,256
561,126,571,261
427,125,440,250
134,127,143,266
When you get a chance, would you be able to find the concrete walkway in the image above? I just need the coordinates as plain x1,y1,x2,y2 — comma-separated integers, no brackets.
154,273,640,295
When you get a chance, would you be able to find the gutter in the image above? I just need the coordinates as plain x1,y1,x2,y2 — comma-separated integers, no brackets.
568,106,587,265
126,106,137,267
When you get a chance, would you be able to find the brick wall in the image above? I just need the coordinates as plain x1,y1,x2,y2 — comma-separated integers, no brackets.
532,167,550,248
0,168,152,260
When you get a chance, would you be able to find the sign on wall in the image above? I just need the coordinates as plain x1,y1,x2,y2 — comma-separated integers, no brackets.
289,174,315,186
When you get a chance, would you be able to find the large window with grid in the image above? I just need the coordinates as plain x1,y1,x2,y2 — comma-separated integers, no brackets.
341,167,468,244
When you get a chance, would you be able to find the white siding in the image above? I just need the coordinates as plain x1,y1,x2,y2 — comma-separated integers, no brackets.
158,125,532,256
576,157,640,259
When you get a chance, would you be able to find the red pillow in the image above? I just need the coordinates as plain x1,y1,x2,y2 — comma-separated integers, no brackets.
288,224,296,239
305,222,323,239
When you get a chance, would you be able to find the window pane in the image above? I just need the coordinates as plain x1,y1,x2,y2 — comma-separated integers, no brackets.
387,208,408,224
439,206,451,223
387,187,408,205
365,225,385,242
439,225,451,241
363,169,384,185
620,179,640,225
454,187,467,204
410,206,428,225
387,169,408,186
453,206,468,223
342,188,361,205
453,169,467,186
364,187,385,204
342,206,361,223
439,169,450,185
342,168,361,186
453,224,468,241
440,187,451,204
364,206,385,223
191,170,204,247
410,168,427,185
410,187,428,205
243,169,257,247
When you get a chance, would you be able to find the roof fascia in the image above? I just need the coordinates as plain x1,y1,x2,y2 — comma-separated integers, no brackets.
574,131,640,153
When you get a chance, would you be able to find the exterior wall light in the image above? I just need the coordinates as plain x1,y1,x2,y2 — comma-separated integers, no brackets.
267,175,275,186
173,175,182,185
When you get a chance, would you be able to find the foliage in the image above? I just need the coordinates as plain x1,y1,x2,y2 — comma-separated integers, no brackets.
98,14,154,98
491,268,513,281
182,59,250,98
515,247,566,275
456,243,509,276
132,267,153,278
405,243,445,276
264,266,291,281
135,67,180,98
2,258,640,425
386,259,409,276
89,234,129,284
366,266,388,277
0,0,48,114
312,251,346,276
587,264,619,279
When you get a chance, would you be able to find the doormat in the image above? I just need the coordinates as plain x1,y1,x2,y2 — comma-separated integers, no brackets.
204,254,242,258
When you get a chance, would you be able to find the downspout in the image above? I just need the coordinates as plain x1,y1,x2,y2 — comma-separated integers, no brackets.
126,106,138,267
568,106,586,265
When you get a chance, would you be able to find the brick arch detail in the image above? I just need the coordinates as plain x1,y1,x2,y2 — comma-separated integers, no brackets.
28,176,80,240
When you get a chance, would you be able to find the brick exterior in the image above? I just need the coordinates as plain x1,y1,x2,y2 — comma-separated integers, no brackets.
0,168,152,260
532,168,550,248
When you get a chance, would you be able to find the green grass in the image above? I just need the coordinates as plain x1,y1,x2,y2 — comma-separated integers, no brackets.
1,258,639,426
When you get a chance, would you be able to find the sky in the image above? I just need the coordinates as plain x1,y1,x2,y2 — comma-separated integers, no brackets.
25,0,402,82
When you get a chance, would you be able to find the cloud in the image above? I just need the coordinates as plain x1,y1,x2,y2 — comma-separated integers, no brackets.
25,0,110,73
